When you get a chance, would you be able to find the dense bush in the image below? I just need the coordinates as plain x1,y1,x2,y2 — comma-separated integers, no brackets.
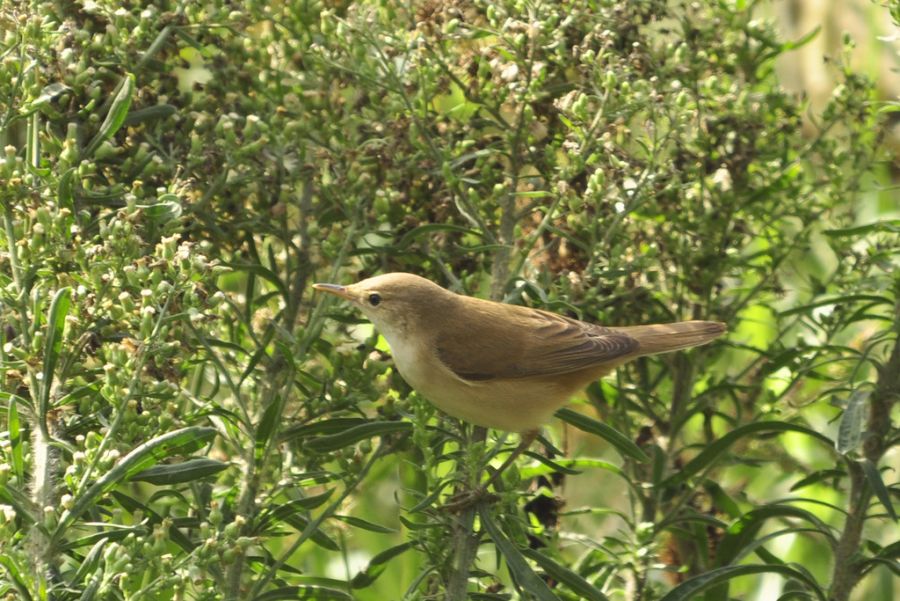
0,1,896,600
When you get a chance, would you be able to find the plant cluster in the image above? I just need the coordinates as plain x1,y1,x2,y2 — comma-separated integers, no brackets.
0,1,896,600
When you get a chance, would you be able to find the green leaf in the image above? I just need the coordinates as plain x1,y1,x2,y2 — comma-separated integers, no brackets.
122,103,176,126
836,391,868,454
779,26,821,51
350,542,414,588
58,168,76,211
256,489,336,533
129,457,229,485
520,450,581,475
256,395,286,459
519,457,626,482
861,460,898,522
659,564,825,601
522,549,609,601
56,426,216,536
137,196,182,224
304,421,412,453
0,554,32,601
271,513,339,551
333,514,396,534
40,287,71,419
663,422,833,488
0,482,37,525
556,408,649,462
84,73,135,157
479,508,560,601
253,585,353,601
779,295,893,316
715,504,836,567
824,219,900,237
280,418,370,441
71,539,110,588
7,396,23,482
789,469,845,491
106,491,195,552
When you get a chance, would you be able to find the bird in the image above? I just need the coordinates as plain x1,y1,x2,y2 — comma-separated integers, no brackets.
313,272,725,433
314,272,725,508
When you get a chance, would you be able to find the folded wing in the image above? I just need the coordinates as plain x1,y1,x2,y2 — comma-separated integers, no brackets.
435,306,639,381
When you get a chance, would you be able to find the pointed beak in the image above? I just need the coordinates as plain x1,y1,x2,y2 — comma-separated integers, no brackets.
313,282,355,302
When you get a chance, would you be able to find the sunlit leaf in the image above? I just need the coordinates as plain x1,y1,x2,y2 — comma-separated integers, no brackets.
56,427,216,536
522,549,609,601
556,408,649,462
350,542,414,588
479,509,559,601
129,458,229,485
659,564,825,601
84,73,135,157
304,421,411,452
861,460,898,522
836,390,868,454
663,422,833,488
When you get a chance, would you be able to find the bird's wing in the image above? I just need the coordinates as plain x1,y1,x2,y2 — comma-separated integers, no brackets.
435,306,639,381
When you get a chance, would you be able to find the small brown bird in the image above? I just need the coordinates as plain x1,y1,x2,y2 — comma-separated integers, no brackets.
314,273,725,432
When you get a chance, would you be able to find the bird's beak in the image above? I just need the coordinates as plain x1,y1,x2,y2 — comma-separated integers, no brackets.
313,282,355,302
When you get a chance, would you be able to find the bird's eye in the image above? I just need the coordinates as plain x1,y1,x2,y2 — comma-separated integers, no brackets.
368,293,382,307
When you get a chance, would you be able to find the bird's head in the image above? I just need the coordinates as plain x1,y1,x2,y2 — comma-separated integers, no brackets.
313,272,452,341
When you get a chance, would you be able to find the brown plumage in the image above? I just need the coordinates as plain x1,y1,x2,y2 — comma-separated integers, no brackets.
314,273,725,432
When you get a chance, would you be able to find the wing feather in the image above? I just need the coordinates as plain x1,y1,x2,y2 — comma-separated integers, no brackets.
435,306,638,381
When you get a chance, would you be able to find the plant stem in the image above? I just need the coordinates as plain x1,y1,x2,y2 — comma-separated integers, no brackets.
828,296,899,601
447,426,487,601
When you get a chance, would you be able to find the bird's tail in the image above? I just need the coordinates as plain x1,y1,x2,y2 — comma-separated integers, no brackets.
613,321,726,357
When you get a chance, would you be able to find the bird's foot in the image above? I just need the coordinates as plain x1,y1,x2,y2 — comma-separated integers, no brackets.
441,486,500,513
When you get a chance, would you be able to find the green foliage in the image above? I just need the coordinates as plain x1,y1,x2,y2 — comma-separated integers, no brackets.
0,1,897,600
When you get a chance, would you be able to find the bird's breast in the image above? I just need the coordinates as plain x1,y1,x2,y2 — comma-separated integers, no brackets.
384,335,578,432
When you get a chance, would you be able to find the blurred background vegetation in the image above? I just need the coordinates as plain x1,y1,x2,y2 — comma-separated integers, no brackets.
0,1,897,600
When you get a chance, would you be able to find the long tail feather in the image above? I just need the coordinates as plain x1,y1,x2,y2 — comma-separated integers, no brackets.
613,321,726,356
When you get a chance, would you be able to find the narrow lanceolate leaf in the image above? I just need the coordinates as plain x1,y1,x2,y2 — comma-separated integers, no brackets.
256,489,335,533
479,508,560,601
280,418,370,442
58,167,75,211
56,426,216,536
556,408,649,463
824,219,900,237
658,564,826,601
84,73,135,157
7,396,24,482
861,460,898,522
715,504,837,567
40,287,71,420
304,421,412,452
0,554,32,601
256,395,287,460
350,541,414,589
333,514,396,534
252,585,353,601
129,457,229,485
836,390,868,455
122,103,176,126
663,422,833,488
522,549,610,601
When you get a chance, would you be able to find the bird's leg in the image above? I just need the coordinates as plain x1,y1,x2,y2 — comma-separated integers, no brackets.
443,429,539,512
